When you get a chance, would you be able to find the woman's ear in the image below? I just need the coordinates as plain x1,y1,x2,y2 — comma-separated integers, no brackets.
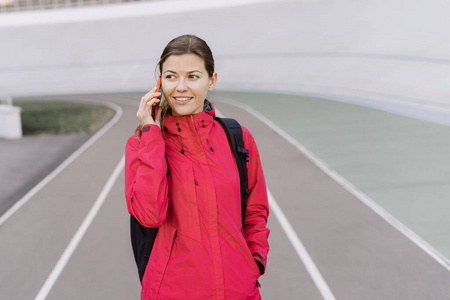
208,72,218,91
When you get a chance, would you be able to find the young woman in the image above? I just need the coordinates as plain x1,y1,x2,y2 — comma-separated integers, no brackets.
125,35,270,300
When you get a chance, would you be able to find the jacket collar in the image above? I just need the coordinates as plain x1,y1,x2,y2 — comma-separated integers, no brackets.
164,99,216,136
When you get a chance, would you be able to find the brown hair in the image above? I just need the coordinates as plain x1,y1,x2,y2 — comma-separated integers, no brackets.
134,34,215,140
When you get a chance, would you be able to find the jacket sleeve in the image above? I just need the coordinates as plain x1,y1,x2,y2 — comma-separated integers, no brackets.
125,125,168,227
241,126,270,275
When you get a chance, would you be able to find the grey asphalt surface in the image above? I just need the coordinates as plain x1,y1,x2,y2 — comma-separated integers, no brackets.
0,133,91,216
1,92,450,299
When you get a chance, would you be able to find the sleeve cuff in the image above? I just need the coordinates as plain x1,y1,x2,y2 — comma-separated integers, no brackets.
138,124,152,137
138,124,155,137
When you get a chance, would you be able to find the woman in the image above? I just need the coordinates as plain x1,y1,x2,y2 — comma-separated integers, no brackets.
125,35,270,299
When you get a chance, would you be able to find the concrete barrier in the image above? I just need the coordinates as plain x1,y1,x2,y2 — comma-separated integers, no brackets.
0,96,22,139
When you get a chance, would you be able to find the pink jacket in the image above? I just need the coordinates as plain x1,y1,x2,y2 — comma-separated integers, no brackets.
125,105,270,299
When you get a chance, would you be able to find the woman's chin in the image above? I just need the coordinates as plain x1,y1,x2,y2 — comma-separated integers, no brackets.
172,105,204,117
172,108,194,117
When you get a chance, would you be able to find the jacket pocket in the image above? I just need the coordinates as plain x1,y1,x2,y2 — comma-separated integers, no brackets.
233,230,261,277
241,231,262,277
220,230,260,297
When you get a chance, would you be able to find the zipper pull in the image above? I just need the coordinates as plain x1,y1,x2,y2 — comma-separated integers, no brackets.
206,138,214,152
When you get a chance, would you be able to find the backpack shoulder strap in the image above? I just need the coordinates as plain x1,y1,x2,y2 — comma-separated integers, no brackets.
214,117,250,229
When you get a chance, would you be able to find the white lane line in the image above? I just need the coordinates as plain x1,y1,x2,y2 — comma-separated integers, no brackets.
0,102,122,227
34,155,125,300
217,97,450,272
268,189,336,300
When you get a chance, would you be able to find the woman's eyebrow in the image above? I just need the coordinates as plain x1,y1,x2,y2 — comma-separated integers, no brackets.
163,70,203,74
188,70,203,74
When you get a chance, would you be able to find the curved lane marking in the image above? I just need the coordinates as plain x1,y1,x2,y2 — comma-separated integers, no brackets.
0,101,123,227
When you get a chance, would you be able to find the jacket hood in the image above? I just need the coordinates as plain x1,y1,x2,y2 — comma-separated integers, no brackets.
203,99,214,113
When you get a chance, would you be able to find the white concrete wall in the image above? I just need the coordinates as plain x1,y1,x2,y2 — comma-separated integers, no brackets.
1,0,450,124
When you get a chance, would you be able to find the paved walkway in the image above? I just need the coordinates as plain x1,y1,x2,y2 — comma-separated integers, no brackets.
1,92,449,299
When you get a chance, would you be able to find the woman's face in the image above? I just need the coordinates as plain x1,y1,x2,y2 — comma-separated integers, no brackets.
161,54,217,117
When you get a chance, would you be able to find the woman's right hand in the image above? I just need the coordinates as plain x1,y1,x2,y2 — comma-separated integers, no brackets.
137,87,162,128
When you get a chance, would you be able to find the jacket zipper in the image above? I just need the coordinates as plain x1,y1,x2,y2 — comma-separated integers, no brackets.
206,138,214,152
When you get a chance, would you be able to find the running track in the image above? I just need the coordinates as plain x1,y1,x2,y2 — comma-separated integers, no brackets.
1,92,450,300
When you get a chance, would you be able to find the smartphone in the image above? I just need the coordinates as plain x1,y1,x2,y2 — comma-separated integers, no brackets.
155,74,162,93
151,74,162,119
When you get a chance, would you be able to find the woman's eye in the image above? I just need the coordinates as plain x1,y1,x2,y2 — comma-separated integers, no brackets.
189,75,199,79
165,75,175,80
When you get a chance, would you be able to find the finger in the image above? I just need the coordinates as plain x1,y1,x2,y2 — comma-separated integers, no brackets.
143,98,160,122
144,97,160,110
145,86,157,95
141,91,161,102
137,97,157,121
140,93,161,109
139,93,151,111
141,87,161,99
141,89,154,102
145,85,160,96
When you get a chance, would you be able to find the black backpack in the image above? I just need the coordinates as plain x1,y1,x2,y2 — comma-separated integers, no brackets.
130,117,250,283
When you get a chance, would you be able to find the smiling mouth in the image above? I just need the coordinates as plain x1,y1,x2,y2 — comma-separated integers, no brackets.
173,97,193,103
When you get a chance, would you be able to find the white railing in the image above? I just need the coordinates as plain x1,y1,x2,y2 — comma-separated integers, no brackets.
0,0,156,13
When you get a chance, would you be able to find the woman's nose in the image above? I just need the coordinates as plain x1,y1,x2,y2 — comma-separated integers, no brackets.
176,79,188,92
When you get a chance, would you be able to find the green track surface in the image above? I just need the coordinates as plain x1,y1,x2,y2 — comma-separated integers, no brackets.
214,90,450,261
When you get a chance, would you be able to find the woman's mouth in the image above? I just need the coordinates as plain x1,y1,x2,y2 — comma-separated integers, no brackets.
173,97,193,104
